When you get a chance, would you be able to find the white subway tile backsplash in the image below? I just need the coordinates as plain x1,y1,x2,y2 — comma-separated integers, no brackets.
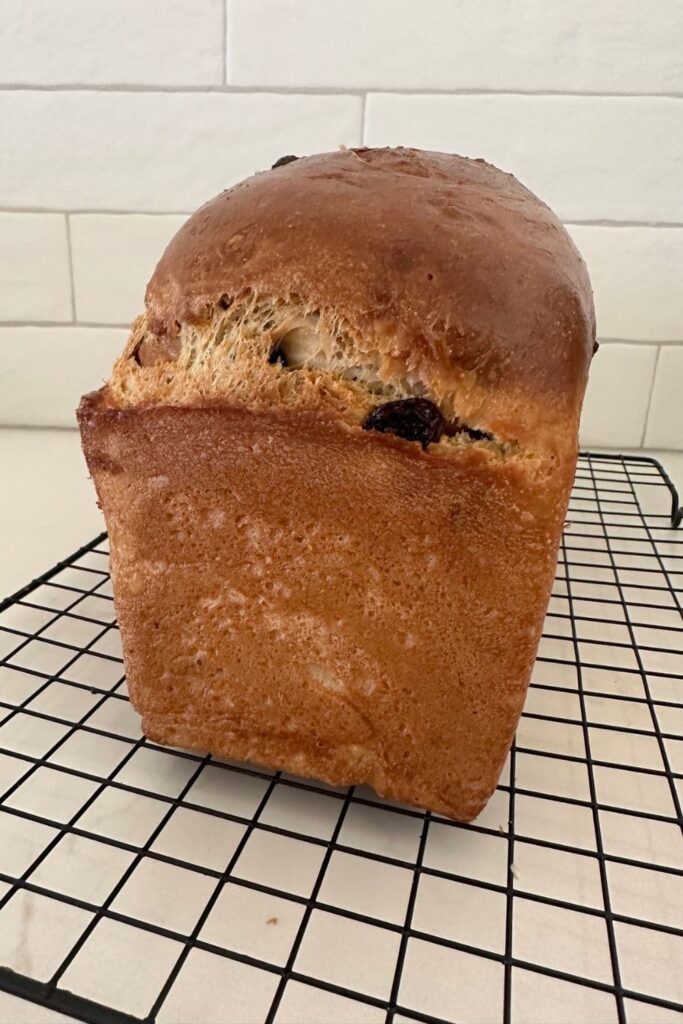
579,345,657,449
0,326,126,427
228,0,683,95
644,347,683,449
0,213,71,322
0,0,224,86
365,94,683,222
71,214,187,324
569,227,683,341
0,92,363,212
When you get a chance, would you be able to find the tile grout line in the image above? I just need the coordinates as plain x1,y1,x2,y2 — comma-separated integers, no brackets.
597,340,683,347
566,220,683,229
222,0,228,86
1,84,683,98
640,346,662,447
3,208,683,229
0,321,131,330
360,91,368,144
63,214,77,323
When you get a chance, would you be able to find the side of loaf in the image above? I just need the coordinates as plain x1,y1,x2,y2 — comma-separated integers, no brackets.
79,148,595,821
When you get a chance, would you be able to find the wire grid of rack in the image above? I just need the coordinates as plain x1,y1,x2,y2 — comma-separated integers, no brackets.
0,452,681,1024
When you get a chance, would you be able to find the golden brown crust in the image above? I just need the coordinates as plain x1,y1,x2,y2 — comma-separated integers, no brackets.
79,389,571,821
79,147,594,820
143,147,595,449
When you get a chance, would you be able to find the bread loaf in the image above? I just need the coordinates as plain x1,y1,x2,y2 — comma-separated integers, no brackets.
78,148,595,821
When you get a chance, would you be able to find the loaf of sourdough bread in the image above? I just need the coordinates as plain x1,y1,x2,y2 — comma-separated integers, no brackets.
79,148,595,821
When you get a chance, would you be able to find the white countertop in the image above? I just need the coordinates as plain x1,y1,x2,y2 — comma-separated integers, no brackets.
1,427,682,600
1,429,105,599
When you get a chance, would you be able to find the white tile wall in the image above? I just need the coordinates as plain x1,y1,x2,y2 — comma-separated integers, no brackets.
228,0,683,94
70,215,187,323
0,0,679,446
0,1,224,86
579,345,658,449
0,327,126,427
0,92,362,211
645,348,683,449
568,228,683,341
0,213,71,322
365,95,683,222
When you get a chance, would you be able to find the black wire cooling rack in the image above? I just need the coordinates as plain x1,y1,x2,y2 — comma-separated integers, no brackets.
0,452,681,1024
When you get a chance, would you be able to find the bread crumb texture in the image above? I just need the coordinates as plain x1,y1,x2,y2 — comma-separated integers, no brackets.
110,300,518,456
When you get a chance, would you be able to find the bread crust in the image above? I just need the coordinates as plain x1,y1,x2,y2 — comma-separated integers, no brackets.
79,390,570,820
78,147,595,821
144,147,595,451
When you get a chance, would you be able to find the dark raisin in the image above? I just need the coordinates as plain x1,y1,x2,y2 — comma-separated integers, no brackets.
363,398,447,448
272,155,299,169
218,294,232,310
268,343,287,366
